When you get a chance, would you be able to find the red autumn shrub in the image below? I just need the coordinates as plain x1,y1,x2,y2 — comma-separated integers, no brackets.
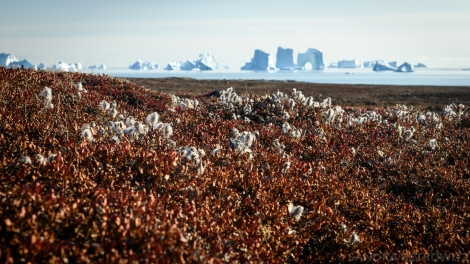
0,67,469,263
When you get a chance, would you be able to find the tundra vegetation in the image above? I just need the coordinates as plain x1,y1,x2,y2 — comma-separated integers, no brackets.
0,68,469,262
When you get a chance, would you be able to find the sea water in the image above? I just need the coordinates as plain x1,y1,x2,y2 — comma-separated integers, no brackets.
97,68,470,87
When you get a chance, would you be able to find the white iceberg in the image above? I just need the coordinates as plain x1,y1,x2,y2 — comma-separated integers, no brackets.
129,60,158,70
372,61,396,71
0,53,18,67
196,53,218,71
180,59,197,71
336,59,361,69
328,62,338,68
297,48,324,70
362,60,376,68
88,64,107,70
276,47,296,70
36,63,46,70
165,53,218,71
164,61,181,71
52,61,82,72
8,59,36,69
395,62,414,72
241,49,275,71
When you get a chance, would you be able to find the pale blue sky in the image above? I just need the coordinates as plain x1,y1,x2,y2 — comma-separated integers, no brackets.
1,0,470,68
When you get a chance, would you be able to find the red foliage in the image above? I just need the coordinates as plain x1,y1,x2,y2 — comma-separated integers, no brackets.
0,67,469,263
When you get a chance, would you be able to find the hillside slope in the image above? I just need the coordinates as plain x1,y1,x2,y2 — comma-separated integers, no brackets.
1,68,469,262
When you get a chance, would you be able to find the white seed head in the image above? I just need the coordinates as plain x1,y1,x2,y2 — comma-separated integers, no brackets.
81,128,94,142
287,202,304,221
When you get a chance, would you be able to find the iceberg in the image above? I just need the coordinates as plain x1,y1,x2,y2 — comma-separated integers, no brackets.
196,53,218,71
74,62,83,71
52,61,82,72
37,63,46,70
165,54,218,71
395,62,414,72
8,59,35,69
296,48,324,70
276,47,295,70
362,60,376,68
241,49,275,71
388,61,398,68
372,61,396,71
129,60,158,70
414,62,427,68
328,62,338,68
89,64,107,70
0,53,18,67
337,59,361,69
164,62,181,71
180,60,198,71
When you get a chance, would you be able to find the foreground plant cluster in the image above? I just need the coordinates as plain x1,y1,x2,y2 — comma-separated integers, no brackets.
1,68,469,263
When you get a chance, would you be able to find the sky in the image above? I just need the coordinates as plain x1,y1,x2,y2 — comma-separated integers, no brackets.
1,0,470,68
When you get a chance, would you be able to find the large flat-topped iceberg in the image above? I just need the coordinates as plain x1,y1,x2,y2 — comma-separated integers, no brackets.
297,48,324,70
337,59,361,68
276,47,295,70
328,60,361,69
241,49,275,71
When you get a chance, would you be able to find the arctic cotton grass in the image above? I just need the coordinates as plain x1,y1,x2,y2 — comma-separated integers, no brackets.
162,123,173,139
40,87,54,109
74,82,87,93
81,128,94,142
99,100,110,112
287,202,304,221
429,138,438,150
146,112,160,127
230,130,256,153
178,146,206,175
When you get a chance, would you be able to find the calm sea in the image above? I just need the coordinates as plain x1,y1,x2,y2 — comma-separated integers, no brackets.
98,68,470,87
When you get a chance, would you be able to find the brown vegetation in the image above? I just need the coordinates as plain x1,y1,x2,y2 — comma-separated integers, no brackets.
129,77,470,110
1,68,469,263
